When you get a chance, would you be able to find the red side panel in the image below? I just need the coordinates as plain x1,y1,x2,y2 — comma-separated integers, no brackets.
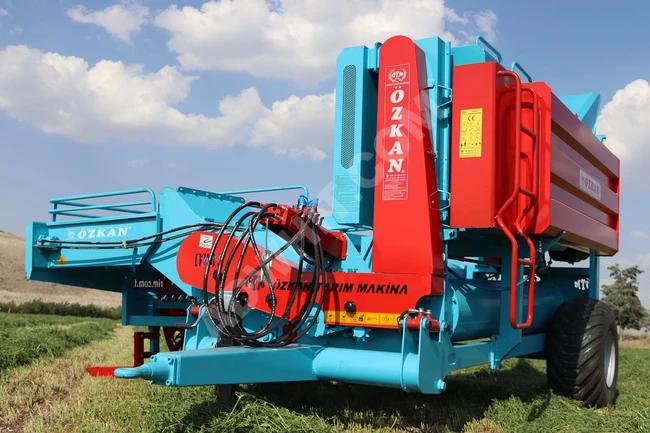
372,35,444,277
449,62,501,228
448,63,620,256
546,93,620,254
176,231,441,330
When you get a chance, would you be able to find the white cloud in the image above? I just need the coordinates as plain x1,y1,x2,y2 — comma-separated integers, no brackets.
128,159,148,168
0,8,8,16
0,45,332,159
0,2,498,159
473,10,498,42
636,253,650,270
67,2,150,45
597,79,650,189
250,92,335,160
153,0,498,84
632,230,649,239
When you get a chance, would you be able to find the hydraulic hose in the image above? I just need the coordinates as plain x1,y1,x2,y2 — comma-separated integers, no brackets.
202,202,328,347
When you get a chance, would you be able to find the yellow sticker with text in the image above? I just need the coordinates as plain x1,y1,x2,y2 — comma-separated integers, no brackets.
459,108,483,158
325,311,401,326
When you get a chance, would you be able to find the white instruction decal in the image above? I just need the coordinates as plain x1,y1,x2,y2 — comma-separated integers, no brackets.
199,234,214,249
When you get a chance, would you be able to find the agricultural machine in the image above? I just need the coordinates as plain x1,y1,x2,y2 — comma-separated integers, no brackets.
25,34,620,408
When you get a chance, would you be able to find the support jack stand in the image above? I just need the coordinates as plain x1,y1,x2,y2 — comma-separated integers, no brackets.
85,331,160,377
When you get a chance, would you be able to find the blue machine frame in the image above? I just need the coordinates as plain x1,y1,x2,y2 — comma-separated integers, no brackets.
25,35,604,393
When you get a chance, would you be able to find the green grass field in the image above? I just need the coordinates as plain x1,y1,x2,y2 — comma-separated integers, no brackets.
0,312,117,372
0,314,648,433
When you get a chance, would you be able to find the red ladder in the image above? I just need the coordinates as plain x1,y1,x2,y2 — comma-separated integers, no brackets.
494,70,540,330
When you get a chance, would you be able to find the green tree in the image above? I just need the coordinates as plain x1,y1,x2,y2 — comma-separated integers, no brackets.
601,264,648,332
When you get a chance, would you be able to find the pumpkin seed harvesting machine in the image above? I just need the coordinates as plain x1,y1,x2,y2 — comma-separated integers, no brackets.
25,34,621,408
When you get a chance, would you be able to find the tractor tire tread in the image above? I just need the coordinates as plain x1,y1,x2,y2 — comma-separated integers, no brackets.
545,297,618,408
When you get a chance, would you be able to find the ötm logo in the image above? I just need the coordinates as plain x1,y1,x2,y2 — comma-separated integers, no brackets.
387,67,407,84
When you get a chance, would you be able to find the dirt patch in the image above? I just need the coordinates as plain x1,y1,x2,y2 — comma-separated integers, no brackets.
0,232,121,308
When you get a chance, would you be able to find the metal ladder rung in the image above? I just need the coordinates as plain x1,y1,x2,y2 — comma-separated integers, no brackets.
494,69,540,331
521,126,535,138
520,188,535,198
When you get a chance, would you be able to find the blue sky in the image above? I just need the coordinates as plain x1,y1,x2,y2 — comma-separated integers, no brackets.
1,0,649,306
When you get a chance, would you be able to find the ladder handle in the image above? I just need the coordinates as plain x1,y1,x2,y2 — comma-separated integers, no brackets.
511,61,533,83
511,236,538,329
493,70,542,330
475,36,503,65
512,86,540,329
495,70,523,215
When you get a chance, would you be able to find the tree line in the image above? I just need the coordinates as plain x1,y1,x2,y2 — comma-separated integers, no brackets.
601,264,650,333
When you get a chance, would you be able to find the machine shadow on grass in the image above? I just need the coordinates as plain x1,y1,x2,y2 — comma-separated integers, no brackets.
173,358,551,432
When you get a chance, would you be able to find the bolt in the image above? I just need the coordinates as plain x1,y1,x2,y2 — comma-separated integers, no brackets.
167,358,174,365
165,380,172,386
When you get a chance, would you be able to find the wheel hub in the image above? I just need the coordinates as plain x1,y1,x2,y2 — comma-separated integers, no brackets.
604,330,617,388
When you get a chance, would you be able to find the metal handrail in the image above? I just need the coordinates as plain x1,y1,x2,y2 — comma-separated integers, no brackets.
49,188,157,221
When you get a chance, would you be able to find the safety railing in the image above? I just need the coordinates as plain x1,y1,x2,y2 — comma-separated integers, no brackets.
49,188,157,222
216,185,309,199
475,36,503,65
510,61,533,83
493,70,540,330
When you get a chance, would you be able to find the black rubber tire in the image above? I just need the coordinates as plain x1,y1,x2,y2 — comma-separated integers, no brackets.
545,297,619,408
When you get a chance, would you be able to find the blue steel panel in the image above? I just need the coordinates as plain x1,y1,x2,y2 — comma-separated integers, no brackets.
25,213,158,278
332,46,378,227
145,187,247,295
451,45,498,66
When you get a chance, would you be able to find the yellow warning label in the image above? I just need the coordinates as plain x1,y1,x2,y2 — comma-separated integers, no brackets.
459,108,483,158
324,310,401,326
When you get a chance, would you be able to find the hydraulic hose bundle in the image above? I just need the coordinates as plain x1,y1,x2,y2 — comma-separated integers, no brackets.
201,201,328,348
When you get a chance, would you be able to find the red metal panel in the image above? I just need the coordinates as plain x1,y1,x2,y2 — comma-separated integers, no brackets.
449,61,500,228
85,366,120,377
551,133,611,186
449,71,619,255
548,199,618,255
550,147,619,215
371,35,445,277
551,95,619,179
262,205,347,260
551,184,609,225
176,231,443,330
543,88,620,254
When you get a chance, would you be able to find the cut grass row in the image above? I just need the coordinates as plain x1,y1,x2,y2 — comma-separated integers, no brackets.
0,312,118,373
7,326,649,433
0,313,97,330
0,299,121,319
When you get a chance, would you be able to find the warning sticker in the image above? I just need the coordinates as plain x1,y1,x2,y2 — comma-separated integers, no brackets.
459,108,483,158
324,310,401,326
198,234,213,249
382,63,410,201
